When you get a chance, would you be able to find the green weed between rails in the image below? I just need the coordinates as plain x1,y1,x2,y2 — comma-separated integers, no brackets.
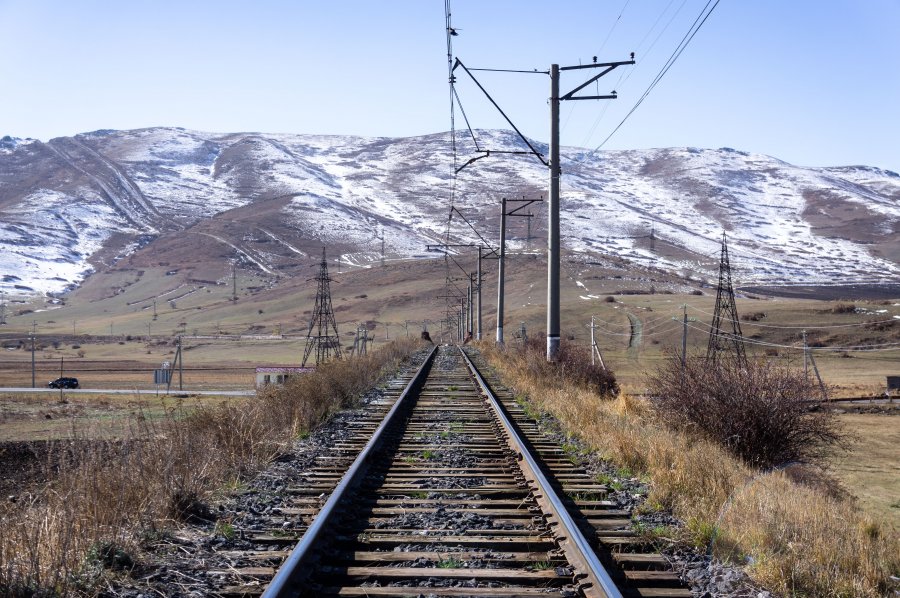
561,442,580,465
421,450,437,460
568,491,605,502
530,561,553,571
214,520,236,541
594,473,624,491
631,521,677,543
436,557,463,568
0,338,426,596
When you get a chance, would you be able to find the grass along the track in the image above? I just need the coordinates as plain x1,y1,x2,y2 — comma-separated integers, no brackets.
480,341,899,597
0,338,424,596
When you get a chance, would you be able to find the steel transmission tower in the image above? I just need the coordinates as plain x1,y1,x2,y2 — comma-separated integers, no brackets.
706,232,747,364
302,248,343,367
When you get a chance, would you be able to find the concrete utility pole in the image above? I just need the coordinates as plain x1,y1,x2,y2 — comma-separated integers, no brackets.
547,63,561,361
467,276,474,339
672,305,697,379
476,247,482,340
232,264,238,302
497,197,507,344
31,320,36,388
496,197,542,345
427,242,497,343
546,57,633,361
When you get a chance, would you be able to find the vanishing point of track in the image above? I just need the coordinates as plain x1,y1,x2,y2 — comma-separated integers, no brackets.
222,346,689,597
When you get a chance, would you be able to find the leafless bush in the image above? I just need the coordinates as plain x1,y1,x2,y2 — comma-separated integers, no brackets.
649,353,848,469
519,336,618,397
830,302,856,314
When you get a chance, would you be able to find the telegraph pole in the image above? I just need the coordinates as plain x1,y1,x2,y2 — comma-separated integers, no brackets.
803,330,809,379
802,330,829,400
232,264,238,302
546,57,632,361
589,316,606,370
673,305,697,379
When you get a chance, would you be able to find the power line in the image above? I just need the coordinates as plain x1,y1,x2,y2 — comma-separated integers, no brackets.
687,304,899,330
685,322,900,352
597,0,631,57
593,0,721,152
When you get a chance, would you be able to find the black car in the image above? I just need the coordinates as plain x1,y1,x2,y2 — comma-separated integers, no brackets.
48,377,79,389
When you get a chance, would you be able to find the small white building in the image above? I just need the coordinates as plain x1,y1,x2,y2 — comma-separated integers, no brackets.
255,366,313,388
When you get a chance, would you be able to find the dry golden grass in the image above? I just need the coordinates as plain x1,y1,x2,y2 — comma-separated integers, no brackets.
480,342,899,597
830,413,900,528
0,338,422,595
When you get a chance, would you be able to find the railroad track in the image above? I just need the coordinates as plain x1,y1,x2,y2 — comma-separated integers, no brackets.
217,346,688,597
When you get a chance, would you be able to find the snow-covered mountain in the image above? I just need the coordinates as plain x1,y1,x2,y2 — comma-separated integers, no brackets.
0,128,897,296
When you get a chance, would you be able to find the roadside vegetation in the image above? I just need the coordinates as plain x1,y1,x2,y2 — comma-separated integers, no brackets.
481,341,898,597
0,338,422,596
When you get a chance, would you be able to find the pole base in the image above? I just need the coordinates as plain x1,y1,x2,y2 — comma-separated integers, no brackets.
547,335,560,362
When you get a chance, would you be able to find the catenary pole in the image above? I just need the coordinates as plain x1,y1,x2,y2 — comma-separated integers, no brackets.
31,320,36,388
547,64,561,361
497,197,507,344
476,247,482,340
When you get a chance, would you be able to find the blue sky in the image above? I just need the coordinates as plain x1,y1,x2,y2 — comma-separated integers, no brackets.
1,0,897,170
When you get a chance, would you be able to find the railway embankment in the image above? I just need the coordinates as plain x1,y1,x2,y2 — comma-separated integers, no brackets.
0,338,425,596
480,340,899,597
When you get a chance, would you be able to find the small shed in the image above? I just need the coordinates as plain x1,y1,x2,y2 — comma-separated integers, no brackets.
256,366,313,388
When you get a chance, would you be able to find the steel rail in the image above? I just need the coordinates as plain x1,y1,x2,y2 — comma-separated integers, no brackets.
460,347,623,598
261,345,438,598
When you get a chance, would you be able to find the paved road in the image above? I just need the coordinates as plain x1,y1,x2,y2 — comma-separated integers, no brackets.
0,387,255,396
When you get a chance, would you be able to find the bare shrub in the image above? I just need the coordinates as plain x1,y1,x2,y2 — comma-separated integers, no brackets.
649,353,848,469
831,302,856,314
518,336,618,397
479,346,898,596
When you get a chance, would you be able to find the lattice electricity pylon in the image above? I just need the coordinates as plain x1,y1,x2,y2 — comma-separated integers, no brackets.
302,248,343,367
706,232,747,364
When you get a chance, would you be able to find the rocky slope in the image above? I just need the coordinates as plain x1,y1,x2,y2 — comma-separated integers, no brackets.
0,128,897,296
